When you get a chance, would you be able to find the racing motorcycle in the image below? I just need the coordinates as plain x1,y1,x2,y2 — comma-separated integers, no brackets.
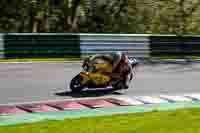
69,57,140,93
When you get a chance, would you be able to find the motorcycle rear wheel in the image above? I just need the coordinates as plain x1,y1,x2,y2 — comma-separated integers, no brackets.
112,78,130,90
70,74,85,93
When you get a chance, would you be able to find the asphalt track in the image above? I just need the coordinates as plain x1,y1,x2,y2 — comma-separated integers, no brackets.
0,61,200,105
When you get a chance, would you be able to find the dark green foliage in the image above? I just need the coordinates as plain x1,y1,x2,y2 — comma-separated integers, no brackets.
0,0,200,33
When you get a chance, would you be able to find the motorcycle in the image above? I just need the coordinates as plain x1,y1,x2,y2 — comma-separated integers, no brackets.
69,57,140,93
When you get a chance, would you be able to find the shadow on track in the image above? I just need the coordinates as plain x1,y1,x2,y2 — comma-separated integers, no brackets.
55,88,124,98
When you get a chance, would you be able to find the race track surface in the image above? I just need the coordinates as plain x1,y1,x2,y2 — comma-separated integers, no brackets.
0,62,200,105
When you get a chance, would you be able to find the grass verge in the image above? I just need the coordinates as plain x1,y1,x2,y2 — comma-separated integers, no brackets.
0,107,200,133
0,56,200,63
150,56,200,59
0,58,81,62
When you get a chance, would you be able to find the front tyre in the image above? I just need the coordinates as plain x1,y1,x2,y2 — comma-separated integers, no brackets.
70,74,85,93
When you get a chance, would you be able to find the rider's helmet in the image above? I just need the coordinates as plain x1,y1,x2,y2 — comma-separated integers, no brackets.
111,51,128,64
111,51,122,61
121,51,128,63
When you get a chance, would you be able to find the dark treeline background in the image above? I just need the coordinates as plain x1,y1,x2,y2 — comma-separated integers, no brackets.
1,0,200,34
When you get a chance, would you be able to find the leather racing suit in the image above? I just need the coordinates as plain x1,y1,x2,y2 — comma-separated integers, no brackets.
87,52,132,89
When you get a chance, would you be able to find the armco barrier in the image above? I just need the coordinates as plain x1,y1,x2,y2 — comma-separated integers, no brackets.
0,34,4,59
3,33,81,58
0,33,151,59
150,35,200,56
80,34,150,58
0,33,200,59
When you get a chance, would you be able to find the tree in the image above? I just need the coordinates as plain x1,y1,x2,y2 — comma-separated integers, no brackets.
150,0,200,34
0,0,200,33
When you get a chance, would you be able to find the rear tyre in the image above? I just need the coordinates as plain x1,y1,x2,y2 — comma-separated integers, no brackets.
70,74,85,93
112,80,127,90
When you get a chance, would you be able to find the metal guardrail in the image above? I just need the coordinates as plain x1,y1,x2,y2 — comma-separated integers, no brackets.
80,34,150,58
0,33,200,59
0,34,4,59
150,35,200,56
2,33,81,58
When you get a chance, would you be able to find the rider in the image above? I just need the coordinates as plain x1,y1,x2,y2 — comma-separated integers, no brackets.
86,51,132,89
88,51,122,71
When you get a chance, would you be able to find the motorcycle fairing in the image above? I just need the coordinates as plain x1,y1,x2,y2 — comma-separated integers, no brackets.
89,72,111,85
79,71,111,86
79,72,90,85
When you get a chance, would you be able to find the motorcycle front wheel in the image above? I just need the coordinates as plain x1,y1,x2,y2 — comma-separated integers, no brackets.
70,74,85,93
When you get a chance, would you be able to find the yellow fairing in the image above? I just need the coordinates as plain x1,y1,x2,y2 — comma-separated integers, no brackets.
89,72,111,85
80,72,90,85
95,63,112,73
80,63,112,86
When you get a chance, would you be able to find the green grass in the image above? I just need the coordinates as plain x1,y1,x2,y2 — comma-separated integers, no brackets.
0,58,81,62
0,56,199,63
150,56,200,59
1,107,200,133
